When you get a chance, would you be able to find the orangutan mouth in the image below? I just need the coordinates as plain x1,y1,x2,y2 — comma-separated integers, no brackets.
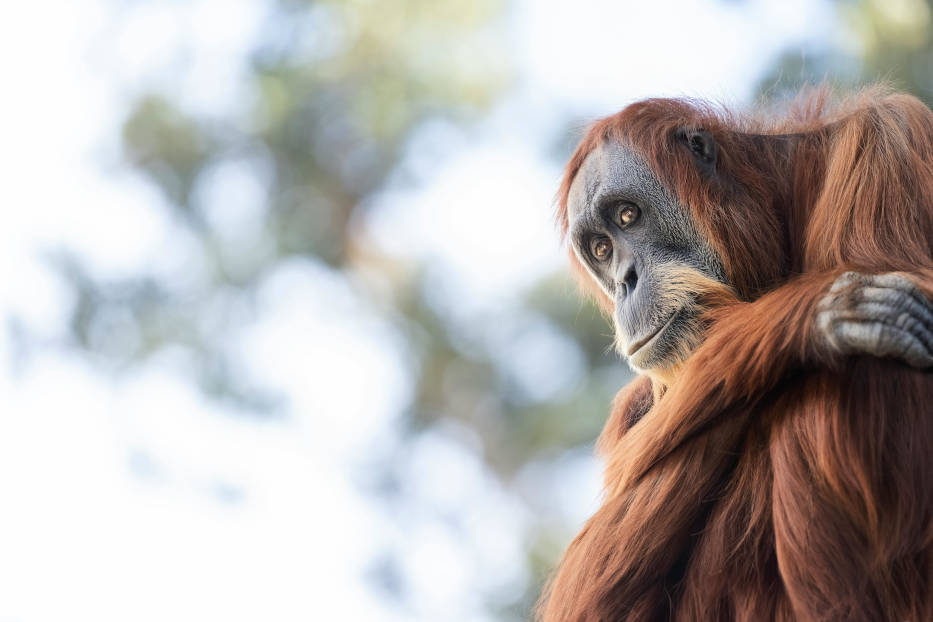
627,310,679,358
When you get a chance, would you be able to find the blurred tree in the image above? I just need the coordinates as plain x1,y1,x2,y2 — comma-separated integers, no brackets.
63,0,513,397
46,0,631,619
64,0,933,616
757,0,933,105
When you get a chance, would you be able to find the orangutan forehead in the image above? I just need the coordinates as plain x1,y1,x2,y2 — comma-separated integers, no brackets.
566,147,601,224
566,140,661,224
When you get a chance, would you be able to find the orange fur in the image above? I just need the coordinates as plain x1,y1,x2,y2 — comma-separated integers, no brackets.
539,88,933,621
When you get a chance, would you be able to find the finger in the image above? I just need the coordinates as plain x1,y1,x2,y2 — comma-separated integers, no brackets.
865,272,921,295
821,274,933,335
833,300,933,350
827,271,873,295
891,310,933,353
855,287,933,332
835,321,933,369
830,272,933,320
852,285,933,332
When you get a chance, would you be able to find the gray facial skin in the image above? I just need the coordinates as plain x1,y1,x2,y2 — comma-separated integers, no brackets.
566,140,726,372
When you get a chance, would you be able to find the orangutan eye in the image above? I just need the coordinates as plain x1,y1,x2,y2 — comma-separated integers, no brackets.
589,236,612,262
617,203,640,228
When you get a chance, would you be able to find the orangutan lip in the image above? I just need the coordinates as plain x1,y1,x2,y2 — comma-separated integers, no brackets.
627,311,678,357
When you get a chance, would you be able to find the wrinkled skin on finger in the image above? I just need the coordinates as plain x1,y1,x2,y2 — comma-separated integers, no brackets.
817,271,933,368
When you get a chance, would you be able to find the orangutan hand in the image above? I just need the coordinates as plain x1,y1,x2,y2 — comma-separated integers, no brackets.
817,271,933,368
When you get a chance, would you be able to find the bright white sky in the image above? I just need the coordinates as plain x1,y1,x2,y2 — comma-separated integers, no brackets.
0,1,834,620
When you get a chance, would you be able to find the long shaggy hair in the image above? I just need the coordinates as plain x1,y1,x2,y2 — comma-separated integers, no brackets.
538,88,933,621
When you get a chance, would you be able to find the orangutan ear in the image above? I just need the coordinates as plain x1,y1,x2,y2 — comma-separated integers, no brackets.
677,128,717,175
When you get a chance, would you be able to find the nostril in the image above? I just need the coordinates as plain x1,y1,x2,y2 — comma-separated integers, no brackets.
622,265,638,297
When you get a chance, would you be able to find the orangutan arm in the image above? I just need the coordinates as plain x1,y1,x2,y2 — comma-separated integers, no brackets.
702,268,933,404
603,269,933,449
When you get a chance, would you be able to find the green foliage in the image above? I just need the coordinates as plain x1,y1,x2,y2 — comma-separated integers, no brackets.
53,0,933,617
56,0,620,617
757,0,933,105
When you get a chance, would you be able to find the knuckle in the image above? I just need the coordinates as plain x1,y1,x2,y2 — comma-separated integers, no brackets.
876,272,917,292
816,310,838,331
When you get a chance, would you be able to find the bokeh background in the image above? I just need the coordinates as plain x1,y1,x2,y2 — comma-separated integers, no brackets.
2,1,932,620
